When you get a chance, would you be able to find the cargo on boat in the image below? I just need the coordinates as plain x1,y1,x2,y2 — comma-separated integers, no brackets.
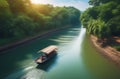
35,45,58,64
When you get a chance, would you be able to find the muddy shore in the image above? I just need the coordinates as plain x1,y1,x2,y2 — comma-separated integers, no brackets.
90,35,120,67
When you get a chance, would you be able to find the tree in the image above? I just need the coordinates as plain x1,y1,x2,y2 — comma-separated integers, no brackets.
0,3,81,46
12,14,36,37
6,0,31,14
81,0,120,38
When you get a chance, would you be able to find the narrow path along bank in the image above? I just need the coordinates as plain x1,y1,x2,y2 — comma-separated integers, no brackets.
0,26,70,53
90,35,120,67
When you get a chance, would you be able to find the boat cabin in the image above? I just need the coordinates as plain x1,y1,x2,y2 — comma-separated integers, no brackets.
35,45,57,64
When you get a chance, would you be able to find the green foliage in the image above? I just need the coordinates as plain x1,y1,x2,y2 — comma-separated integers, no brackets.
107,16,120,36
13,14,36,37
0,0,9,8
87,19,110,38
68,7,81,25
114,46,120,51
89,0,120,6
0,18,13,38
0,1,81,46
81,0,120,39
6,0,25,14
35,4,54,16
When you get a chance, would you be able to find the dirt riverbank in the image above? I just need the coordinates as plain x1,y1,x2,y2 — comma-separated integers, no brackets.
90,35,120,67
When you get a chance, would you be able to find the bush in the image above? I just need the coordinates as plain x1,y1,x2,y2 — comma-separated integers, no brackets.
114,46,120,51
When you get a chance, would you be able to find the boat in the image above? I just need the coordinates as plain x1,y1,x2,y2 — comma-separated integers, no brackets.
35,45,58,64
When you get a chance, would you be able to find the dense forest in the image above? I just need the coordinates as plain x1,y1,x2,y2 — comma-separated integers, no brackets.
81,0,120,50
0,0,80,46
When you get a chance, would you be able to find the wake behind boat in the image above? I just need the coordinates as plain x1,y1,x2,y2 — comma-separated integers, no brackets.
35,45,58,64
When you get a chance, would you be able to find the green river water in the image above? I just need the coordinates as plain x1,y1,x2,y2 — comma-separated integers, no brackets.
0,26,120,79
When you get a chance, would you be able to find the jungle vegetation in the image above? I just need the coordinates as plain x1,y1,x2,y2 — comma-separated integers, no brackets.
81,0,120,50
0,0,81,46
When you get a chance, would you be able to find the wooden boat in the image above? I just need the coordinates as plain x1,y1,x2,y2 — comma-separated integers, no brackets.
35,45,58,64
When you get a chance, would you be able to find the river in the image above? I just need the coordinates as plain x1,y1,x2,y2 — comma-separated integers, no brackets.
0,26,120,79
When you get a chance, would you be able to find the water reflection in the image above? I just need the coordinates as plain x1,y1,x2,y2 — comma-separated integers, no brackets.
82,35,120,79
45,27,92,79
1,26,120,79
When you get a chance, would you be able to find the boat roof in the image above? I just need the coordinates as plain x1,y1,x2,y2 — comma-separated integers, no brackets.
38,45,57,54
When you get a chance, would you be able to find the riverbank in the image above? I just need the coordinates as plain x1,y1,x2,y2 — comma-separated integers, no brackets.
0,26,70,53
90,35,120,67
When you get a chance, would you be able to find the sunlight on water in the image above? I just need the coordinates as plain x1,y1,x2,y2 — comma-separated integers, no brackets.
23,66,35,71
76,27,86,45
70,27,86,52
46,27,91,79
2,26,120,79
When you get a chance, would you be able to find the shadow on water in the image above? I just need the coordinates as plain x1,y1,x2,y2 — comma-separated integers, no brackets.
0,29,60,78
36,54,58,71
0,26,81,79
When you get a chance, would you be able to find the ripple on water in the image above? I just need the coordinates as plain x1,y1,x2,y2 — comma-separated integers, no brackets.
21,68,45,79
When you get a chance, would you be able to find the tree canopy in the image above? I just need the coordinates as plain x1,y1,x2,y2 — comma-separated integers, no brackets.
0,0,81,46
81,0,120,38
